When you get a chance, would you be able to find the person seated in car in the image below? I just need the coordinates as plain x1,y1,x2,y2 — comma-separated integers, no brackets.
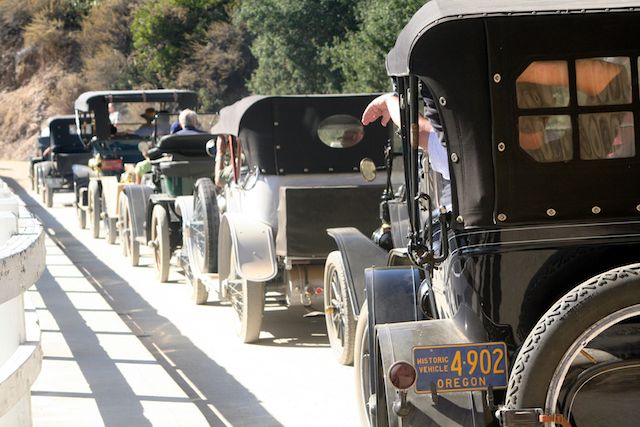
123,142,152,184
135,107,157,138
174,109,204,135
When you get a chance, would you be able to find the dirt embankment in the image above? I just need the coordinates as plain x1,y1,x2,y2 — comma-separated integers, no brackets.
0,66,71,161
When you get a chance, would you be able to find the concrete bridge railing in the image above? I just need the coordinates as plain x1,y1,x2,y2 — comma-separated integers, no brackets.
0,179,45,426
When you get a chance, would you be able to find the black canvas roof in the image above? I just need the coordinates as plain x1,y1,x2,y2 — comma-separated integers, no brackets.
387,0,640,76
74,89,198,112
388,0,640,227
211,94,390,175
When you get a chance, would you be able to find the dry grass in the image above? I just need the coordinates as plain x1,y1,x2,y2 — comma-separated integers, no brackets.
0,66,70,160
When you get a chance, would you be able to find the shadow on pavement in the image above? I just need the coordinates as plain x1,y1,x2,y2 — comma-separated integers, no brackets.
259,306,330,348
4,177,284,427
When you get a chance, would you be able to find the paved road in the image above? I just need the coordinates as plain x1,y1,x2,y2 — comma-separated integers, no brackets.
1,161,358,427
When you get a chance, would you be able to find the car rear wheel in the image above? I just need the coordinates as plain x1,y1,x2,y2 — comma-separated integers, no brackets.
191,277,209,305
118,196,127,256
42,183,53,208
88,180,101,239
151,204,171,282
324,251,356,365
191,178,218,273
227,251,264,343
505,264,640,426
120,194,139,266
355,303,373,427
77,205,86,229
105,217,117,245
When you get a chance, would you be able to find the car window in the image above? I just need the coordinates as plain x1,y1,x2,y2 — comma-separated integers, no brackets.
516,57,635,162
317,114,365,148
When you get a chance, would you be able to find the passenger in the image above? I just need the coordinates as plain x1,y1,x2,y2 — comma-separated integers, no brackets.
170,117,182,134
362,91,449,180
133,142,152,184
108,103,120,125
135,107,156,138
174,109,204,135
108,103,120,135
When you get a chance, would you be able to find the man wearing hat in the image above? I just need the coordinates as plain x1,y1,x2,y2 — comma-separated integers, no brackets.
135,107,156,137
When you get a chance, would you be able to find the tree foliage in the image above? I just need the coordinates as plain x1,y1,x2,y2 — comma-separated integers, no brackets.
1,0,426,112
131,0,230,85
176,21,254,111
235,0,358,94
325,0,426,93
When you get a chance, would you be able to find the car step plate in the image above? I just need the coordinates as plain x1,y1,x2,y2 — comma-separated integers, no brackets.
413,342,508,393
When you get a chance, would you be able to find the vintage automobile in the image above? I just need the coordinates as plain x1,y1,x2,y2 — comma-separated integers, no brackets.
33,116,92,207
351,1,640,426
30,125,50,192
123,132,214,280
72,90,198,248
180,94,390,343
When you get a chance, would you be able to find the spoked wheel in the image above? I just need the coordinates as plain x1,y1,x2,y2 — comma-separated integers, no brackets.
43,184,53,207
324,251,356,365
192,277,209,305
506,264,640,426
118,196,127,256
120,194,139,266
190,178,218,273
75,181,86,229
227,251,264,343
354,303,388,427
151,204,171,282
355,303,374,427
88,180,101,239
105,217,117,245
76,205,86,229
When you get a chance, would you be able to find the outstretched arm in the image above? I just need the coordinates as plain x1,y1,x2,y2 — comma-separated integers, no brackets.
361,93,432,149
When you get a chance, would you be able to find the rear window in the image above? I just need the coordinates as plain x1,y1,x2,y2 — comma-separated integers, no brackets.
516,57,635,162
317,114,365,148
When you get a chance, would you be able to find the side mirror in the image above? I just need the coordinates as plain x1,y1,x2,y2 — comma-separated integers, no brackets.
206,139,216,158
359,158,377,182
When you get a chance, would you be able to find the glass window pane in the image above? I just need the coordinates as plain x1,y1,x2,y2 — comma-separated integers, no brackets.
577,57,631,106
519,115,573,162
317,114,365,148
579,112,635,159
516,61,570,109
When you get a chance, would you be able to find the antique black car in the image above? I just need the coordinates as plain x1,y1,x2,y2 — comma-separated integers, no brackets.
33,116,92,207
181,94,389,342
72,90,198,246
30,124,50,192
349,1,640,426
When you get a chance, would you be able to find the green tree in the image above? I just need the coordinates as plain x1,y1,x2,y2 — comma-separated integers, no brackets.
234,0,357,94
176,21,254,111
325,0,426,92
131,0,229,85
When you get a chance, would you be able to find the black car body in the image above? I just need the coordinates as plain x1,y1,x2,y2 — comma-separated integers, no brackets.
33,116,92,207
352,1,640,426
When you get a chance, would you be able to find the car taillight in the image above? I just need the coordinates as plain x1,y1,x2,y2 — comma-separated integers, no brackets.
388,361,417,390
101,159,123,171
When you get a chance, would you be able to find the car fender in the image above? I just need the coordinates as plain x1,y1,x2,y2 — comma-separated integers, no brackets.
218,212,277,283
99,176,120,218
122,184,154,240
327,227,389,317
375,318,487,426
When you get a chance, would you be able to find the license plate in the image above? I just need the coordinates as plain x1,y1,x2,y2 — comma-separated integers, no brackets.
102,159,123,171
413,342,508,393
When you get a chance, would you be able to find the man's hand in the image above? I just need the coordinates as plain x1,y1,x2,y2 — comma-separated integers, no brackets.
362,93,399,127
